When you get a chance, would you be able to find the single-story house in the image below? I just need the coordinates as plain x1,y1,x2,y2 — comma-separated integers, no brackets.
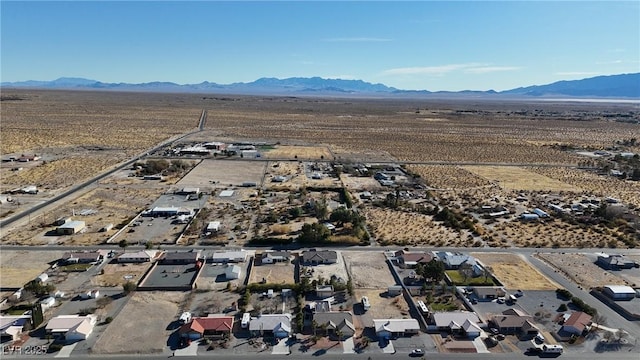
211,250,248,264
225,264,241,280
260,251,292,264
249,314,292,338
179,315,234,340
473,287,506,301
432,312,481,332
61,251,101,264
490,311,538,335
436,251,477,270
45,315,96,341
397,252,434,269
300,249,337,265
373,319,420,339
462,319,482,338
316,285,334,298
0,315,30,343
117,250,157,263
561,312,592,336
160,250,201,264
57,220,86,235
596,254,636,270
603,285,636,300
313,312,355,339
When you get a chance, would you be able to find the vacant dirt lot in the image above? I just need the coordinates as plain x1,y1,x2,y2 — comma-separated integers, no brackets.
91,262,152,287
92,291,186,354
464,166,579,192
264,161,340,190
249,263,295,285
343,251,395,289
535,253,629,289
177,159,266,188
262,145,333,160
471,253,559,290
406,165,493,190
354,289,410,319
340,174,382,191
363,207,461,247
0,250,64,288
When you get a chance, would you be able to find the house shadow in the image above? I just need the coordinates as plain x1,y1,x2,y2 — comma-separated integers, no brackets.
352,303,365,315
166,330,182,350
44,230,59,237
166,320,182,331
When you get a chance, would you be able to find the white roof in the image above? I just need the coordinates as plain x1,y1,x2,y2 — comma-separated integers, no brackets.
604,285,636,294
46,315,95,332
219,190,235,197
207,221,221,231
373,319,419,333
58,220,86,229
118,250,153,260
212,250,248,261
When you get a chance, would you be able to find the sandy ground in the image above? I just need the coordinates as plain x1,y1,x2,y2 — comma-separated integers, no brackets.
340,174,382,191
363,208,461,247
91,262,152,287
92,291,186,354
406,165,493,190
489,219,627,249
177,159,266,188
354,289,410,319
0,250,64,288
535,253,629,289
264,161,340,190
342,251,395,289
471,253,560,290
249,263,295,285
464,166,579,192
530,167,640,208
262,145,333,160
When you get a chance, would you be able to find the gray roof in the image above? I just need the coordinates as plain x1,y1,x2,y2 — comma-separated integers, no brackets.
433,312,481,328
249,314,292,332
302,250,337,262
313,312,353,329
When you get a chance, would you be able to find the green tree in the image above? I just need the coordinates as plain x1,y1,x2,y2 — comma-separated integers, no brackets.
314,198,329,221
297,223,331,243
118,239,128,250
122,281,137,295
419,260,445,283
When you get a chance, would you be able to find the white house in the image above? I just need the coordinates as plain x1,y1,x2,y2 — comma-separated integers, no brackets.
45,315,96,341
211,250,248,263
40,297,56,309
249,314,292,338
603,285,636,300
373,319,420,339
462,319,482,338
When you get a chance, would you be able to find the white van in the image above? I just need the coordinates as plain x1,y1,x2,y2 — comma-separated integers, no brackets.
241,312,251,329
361,296,371,311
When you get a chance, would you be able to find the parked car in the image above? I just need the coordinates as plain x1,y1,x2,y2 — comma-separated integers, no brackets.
409,348,425,357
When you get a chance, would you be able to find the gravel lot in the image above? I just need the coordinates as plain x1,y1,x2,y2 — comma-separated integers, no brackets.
178,159,266,188
0,250,64,288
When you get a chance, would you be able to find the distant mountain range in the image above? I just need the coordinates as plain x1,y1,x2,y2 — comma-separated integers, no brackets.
2,73,639,98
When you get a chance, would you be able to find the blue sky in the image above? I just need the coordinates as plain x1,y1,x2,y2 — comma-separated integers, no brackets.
1,1,639,91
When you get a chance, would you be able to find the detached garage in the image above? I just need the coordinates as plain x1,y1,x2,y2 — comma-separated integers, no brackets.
603,285,637,300
57,220,86,235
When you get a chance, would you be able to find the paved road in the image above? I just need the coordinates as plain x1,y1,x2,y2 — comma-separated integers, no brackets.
1,351,639,360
